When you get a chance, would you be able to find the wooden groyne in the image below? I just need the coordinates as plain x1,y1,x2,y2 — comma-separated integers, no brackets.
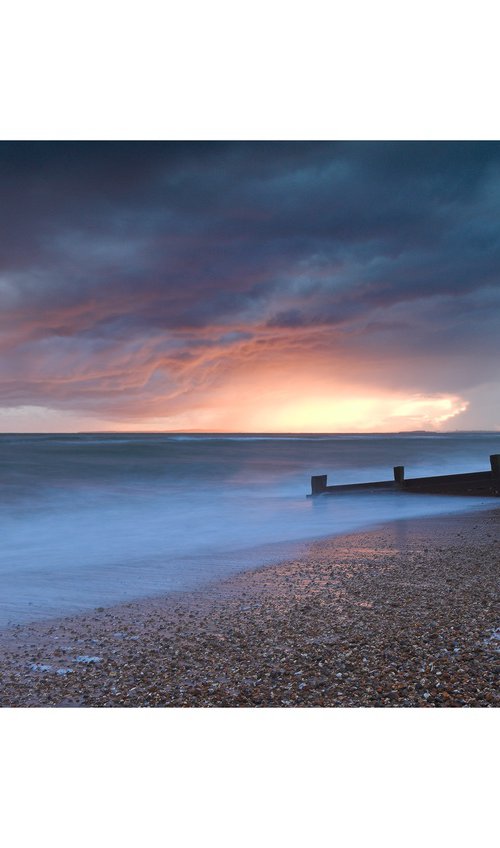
309,454,500,497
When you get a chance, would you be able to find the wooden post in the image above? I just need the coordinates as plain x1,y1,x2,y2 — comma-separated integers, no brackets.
490,455,500,476
311,474,328,495
393,465,405,485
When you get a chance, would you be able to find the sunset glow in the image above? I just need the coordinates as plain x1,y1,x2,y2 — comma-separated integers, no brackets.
0,141,499,432
123,390,469,434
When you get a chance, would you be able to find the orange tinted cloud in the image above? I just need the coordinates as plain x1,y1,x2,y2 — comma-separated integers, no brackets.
1,142,499,431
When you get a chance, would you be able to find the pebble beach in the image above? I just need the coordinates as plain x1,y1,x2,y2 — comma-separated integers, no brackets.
0,507,498,707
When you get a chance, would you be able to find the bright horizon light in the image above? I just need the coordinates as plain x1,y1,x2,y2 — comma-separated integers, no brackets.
1,143,499,433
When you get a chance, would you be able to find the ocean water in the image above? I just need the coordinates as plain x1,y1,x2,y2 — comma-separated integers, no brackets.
0,432,499,626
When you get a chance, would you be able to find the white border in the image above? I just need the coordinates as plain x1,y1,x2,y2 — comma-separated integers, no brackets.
1,2,498,845
1,1,499,140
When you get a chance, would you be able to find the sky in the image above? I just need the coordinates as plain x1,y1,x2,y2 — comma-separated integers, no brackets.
0,140,499,433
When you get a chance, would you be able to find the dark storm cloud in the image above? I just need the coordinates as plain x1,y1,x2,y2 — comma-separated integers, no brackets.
0,141,499,420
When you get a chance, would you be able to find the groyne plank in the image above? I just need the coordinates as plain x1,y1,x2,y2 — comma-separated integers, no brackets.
310,455,500,497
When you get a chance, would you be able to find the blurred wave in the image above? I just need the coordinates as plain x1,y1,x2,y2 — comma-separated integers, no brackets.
0,432,498,625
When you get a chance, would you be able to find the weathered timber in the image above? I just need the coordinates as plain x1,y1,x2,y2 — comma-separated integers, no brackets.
311,474,328,494
309,455,500,497
393,465,405,485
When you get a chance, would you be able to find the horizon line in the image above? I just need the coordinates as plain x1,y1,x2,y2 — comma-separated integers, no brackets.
0,429,499,436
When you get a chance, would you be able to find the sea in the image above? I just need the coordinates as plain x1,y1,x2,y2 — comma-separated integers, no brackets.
0,431,499,627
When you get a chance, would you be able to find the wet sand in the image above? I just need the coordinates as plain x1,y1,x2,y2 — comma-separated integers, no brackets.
0,508,498,707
